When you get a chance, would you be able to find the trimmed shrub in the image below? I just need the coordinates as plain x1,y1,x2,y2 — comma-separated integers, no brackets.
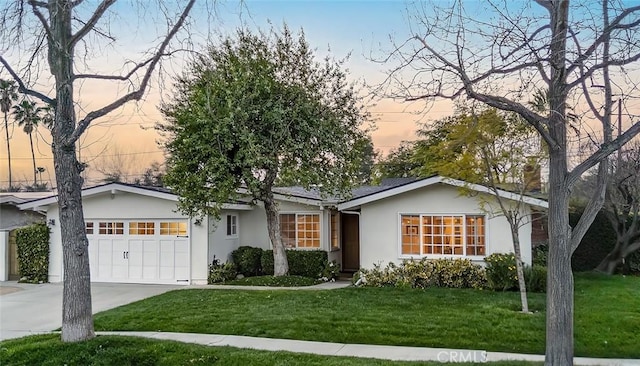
231,246,263,277
355,258,487,290
570,210,616,271
485,253,518,291
532,244,548,267
261,250,328,278
208,259,237,284
16,223,50,283
485,253,547,293
525,265,547,293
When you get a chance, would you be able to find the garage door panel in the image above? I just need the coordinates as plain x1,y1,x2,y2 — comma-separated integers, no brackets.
86,219,190,284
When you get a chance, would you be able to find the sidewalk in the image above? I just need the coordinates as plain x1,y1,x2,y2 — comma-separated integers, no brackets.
96,331,640,365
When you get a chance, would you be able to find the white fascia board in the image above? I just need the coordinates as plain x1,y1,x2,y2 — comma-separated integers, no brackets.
18,183,179,210
236,187,322,207
337,176,548,211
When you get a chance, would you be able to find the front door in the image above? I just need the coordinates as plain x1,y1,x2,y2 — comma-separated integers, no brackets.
341,213,360,271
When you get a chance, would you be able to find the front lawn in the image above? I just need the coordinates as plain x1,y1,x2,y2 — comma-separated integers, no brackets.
93,273,640,358
0,334,539,366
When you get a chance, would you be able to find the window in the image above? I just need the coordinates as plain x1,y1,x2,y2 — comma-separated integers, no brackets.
226,214,238,237
85,222,94,235
330,211,340,251
98,221,124,235
129,222,155,235
160,221,187,236
400,214,485,257
279,213,320,248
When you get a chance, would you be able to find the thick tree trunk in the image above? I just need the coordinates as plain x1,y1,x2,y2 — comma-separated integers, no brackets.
29,133,36,186
545,150,573,366
510,225,529,313
264,192,289,276
4,112,11,188
48,0,94,342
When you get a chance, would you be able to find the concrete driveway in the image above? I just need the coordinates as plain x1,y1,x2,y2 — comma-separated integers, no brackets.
0,282,180,341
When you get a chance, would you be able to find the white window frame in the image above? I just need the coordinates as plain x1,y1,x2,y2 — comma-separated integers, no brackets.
329,211,340,252
279,212,322,250
226,214,238,238
397,213,487,259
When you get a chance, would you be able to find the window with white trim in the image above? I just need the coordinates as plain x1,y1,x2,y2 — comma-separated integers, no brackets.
98,221,124,235
226,214,238,237
400,214,485,256
279,213,320,248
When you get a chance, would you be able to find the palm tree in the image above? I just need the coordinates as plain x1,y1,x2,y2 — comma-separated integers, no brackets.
13,100,41,186
0,79,18,189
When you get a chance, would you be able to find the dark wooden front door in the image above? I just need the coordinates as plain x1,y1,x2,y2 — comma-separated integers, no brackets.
341,213,360,271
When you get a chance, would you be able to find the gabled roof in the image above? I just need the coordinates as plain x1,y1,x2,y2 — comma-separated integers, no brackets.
337,175,549,211
17,182,252,211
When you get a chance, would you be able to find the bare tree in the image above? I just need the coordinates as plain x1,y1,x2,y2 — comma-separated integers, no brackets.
0,0,196,342
597,142,640,274
380,1,640,364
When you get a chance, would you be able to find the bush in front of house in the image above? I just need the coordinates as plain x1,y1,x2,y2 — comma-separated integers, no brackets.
208,258,237,284
354,258,487,290
261,249,329,278
231,246,264,277
16,223,50,283
485,253,546,293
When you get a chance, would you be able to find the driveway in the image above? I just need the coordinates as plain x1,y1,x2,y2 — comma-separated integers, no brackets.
0,282,180,341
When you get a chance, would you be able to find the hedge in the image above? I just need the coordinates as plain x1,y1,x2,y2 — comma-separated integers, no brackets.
261,249,328,278
16,223,50,283
231,246,263,276
570,210,617,272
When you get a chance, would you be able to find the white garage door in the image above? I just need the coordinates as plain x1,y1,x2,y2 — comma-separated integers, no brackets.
86,220,190,285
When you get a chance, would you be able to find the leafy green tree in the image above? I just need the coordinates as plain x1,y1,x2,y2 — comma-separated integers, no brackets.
13,99,42,186
161,26,369,276
0,79,18,189
415,106,542,313
373,141,421,183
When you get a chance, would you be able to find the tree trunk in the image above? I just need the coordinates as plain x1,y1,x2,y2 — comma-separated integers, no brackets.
545,150,574,366
595,243,623,274
510,224,529,313
48,0,94,342
29,133,36,186
4,112,11,188
264,192,289,276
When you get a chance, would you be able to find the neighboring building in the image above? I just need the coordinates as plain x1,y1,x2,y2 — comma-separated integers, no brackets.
17,177,548,285
0,193,49,281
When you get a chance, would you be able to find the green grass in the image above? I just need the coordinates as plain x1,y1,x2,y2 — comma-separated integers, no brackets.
0,334,540,366
222,275,322,287
93,273,640,358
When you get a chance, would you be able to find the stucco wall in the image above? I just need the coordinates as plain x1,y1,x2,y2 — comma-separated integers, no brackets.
44,191,210,284
359,183,532,268
208,210,241,264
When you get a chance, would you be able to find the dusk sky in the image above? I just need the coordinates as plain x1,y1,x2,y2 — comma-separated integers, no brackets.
2,0,460,187
2,1,636,187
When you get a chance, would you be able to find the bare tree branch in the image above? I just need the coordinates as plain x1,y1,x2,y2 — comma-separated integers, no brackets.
73,51,177,81
66,0,196,145
27,0,51,40
69,0,117,47
0,56,55,104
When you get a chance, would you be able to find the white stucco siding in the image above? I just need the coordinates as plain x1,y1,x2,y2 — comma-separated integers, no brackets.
208,211,241,265
44,191,210,285
358,183,533,269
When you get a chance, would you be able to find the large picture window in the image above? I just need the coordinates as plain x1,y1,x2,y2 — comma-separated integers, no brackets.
279,213,320,249
400,214,485,257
